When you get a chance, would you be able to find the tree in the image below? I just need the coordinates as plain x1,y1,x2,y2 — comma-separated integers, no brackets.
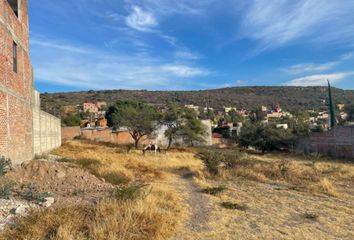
62,114,81,127
345,104,354,122
228,109,244,124
328,80,337,128
249,107,267,123
161,104,184,150
106,101,161,148
181,109,207,146
238,123,294,153
282,112,310,137
162,105,208,149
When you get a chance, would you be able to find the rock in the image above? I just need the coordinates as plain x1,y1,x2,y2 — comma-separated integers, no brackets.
56,170,66,178
15,206,28,217
42,197,55,208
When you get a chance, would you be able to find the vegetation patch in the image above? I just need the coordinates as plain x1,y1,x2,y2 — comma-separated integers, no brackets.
111,183,149,201
202,186,227,196
303,212,319,221
221,202,248,211
20,183,52,203
0,156,12,176
0,181,13,199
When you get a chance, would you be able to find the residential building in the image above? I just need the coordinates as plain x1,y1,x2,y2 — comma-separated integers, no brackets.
0,0,61,164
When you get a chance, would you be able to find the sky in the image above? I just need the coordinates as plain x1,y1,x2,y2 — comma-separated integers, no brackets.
28,0,354,93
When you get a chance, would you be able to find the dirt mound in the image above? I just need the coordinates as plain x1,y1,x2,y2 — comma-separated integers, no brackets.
5,160,114,205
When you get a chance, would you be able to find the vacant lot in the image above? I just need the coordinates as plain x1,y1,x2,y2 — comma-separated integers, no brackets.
1,140,353,240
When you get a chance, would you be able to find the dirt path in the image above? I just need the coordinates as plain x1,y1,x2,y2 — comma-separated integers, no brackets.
172,172,215,240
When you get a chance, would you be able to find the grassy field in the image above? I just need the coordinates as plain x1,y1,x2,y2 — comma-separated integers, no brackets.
1,140,353,239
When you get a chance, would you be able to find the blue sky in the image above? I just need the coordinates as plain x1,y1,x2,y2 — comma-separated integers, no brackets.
28,0,354,93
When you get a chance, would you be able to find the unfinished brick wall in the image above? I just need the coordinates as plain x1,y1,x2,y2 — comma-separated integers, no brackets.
298,126,354,160
0,0,33,164
1,1,61,163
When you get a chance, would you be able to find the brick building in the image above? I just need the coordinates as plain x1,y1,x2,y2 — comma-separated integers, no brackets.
0,0,61,164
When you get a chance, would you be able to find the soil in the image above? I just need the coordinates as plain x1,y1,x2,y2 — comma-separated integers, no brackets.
5,159,114,205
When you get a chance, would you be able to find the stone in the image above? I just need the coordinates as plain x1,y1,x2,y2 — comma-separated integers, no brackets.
42,197,55,208
15,206,28,217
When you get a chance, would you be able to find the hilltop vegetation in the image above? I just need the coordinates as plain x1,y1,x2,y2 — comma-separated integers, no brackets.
41,86,354,117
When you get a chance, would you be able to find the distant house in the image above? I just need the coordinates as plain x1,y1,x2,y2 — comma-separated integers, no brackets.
83,102,99,113
224,107,237,113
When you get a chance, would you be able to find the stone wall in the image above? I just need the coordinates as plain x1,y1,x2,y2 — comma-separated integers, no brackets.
298,126,354,160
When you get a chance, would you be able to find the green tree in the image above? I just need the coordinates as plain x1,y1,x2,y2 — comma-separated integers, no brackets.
106,101,161,148
228,109,243,124
238,123,294,153
62,114,81,127
161,104,184,150
162,105,208,149
181,109,207,147
345,104,354,121
282,112,310,137
249,107,267,123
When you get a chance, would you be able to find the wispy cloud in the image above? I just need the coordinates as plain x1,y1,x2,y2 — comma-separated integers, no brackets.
286,72,354,86
283,52,354,75
240,0,354,51
283,62,338,75
174,51,201,61
31,37,211,90
125,5,158,32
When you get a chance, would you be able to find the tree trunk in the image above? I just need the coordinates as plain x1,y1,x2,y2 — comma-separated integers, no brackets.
167,137,173,150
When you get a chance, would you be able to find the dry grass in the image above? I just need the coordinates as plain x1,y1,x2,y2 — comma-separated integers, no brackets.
198,150,354,196
55,141,202,184
0,183,184,240
0,140,200,240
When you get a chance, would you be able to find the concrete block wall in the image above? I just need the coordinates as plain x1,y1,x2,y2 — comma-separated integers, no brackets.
298,126,354,160
32,90,61,155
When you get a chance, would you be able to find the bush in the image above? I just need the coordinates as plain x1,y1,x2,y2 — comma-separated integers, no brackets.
0,156,12,176
0,181,14,199
20,183,52,203
111,183,149,201
221,202,247,211
197,149,245,175
202,186,227,195
238,123,295,153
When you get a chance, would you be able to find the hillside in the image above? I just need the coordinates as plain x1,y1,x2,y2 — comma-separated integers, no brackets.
40,86,354,117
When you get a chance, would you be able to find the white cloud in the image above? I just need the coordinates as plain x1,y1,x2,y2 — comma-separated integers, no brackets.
283,62,337,75
286,72,354,86
283,52,354,75
31,38,211,90
174,51,201,61
240,0,354,50
125,6,157,32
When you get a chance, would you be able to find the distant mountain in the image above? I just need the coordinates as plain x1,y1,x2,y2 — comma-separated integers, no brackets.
40,86,354,117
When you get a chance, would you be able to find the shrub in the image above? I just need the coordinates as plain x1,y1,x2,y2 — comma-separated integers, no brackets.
196,150,224,175
20,183,52,203
111,183,149,201
221,202,247,211
197,149,245,175
0,181,14,199
101,172,130,185
238,123,295,153
202,186,227,195
0,156,12,176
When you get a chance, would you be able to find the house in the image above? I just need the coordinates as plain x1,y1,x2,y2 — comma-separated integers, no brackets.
0,0,61,164
83,102,99,113
185,104,200,112
224,107,237,113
